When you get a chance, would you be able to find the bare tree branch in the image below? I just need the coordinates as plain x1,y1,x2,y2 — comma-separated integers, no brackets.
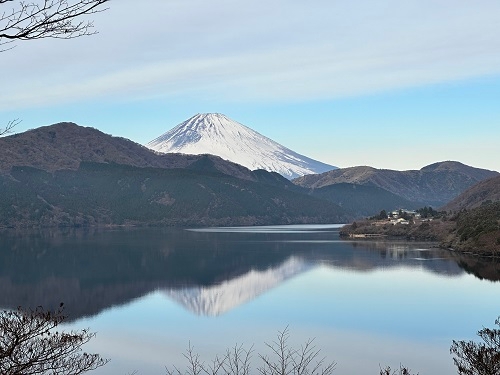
0,0,110,51
166,328,335,375
0,118,20,136
258,327,336,375
0,304,109,374
379,364,419,375
450,316,500,375
221,344,253,375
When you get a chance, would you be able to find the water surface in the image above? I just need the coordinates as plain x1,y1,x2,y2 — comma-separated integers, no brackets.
1,225,499,374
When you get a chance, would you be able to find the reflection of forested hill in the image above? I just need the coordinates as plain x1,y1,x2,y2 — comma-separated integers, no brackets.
0,228,497,320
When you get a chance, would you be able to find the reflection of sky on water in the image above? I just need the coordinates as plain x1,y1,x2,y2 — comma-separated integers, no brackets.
73,264,500,375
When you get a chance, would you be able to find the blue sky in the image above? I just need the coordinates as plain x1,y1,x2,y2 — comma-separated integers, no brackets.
1,0,499,171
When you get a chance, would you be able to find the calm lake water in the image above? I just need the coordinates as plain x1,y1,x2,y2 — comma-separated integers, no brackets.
1,225,500,374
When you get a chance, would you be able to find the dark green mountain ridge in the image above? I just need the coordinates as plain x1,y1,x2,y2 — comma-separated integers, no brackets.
1,162,348,228
309,182,421,218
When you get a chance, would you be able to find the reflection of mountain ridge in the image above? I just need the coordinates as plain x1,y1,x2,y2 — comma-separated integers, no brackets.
164,257,311,316
0,227,498,321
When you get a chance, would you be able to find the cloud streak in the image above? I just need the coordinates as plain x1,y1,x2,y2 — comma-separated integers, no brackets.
1,0,500,110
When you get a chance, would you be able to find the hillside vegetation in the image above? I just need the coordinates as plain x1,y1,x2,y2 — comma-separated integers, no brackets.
1,122,498,227
0,162,347,228
309,182,419,218
443,201,500,255
0,122,351,227
442,175,500,212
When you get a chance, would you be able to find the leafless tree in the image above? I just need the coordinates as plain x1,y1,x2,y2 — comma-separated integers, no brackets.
258,327,336,375
167,328,336,375
0,304,109,375
0,0,110,51
166,342,253,375
0,118,19,136
379,365,418,375
450,316,500,375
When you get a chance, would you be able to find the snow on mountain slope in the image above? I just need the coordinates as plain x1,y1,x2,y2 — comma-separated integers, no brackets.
146,113,336,179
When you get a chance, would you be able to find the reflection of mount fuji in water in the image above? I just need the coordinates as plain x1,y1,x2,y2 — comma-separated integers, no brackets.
164,257,311,316
0,227,499,320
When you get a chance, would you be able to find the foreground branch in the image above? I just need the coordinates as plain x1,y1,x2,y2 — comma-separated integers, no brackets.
451,316,500,375
166,328,336,375
0,118,20,136
0,0,110,50
0,304,109,375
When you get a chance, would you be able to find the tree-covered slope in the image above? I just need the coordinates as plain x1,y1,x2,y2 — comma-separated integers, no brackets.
309,182,421,218
441,175,500,212
443,201,500,255
0,162,348,228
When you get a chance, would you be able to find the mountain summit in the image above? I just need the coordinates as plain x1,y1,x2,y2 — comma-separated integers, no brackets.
146,113,336,179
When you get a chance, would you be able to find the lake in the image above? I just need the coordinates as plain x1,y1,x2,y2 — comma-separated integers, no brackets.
1,224,499,374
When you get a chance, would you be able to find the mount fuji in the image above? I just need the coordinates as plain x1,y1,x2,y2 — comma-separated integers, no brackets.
146,113,336,179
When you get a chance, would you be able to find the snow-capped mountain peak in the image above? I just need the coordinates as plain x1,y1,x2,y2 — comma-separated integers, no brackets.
146,113,336,179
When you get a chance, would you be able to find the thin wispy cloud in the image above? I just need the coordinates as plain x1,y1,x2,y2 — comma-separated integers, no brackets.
1,0,500,110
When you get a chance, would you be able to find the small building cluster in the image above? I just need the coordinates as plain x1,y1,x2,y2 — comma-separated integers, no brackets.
369,208,435,227
391,217,410,225
388,209,419,225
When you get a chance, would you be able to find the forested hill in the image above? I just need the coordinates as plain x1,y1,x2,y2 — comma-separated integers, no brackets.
0,162,348,228
443,201,500,255
0,122,350,227
441,175,500,212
